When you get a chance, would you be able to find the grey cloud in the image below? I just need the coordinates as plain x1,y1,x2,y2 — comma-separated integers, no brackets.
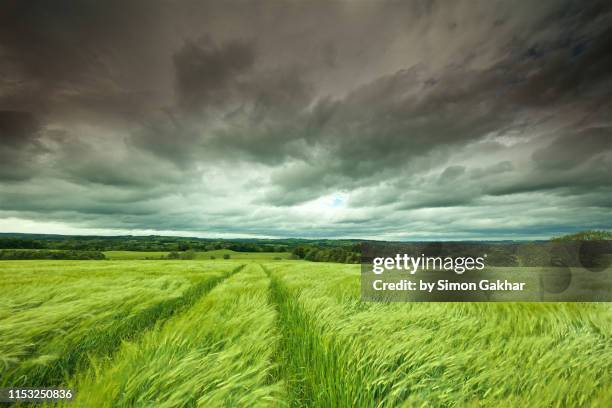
487,157,612,197
251,3,612,204
438,165,466,184
173,38,255,112
532,126,612,170
0,111,40,148
1,1,611,239
56,140,187,188
129,114,203,168
260,188,321,208
470,161,514,179
508,24,612,107
0,111,46,181
0,0,170,122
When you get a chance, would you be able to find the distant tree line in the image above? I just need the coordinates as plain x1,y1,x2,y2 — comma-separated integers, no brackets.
551,230,612,242
0,238,45,249
0,231,607,265
363,233,611,268
292,244,361,264
0,236,291,253
0,249,106,260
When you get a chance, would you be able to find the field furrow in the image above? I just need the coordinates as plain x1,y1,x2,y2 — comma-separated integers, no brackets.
265,265,362,407
62,264,282,407
1,262,242,387
266,262,612,407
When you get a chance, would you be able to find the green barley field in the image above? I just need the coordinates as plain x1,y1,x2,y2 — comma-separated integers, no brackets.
1,258,610,407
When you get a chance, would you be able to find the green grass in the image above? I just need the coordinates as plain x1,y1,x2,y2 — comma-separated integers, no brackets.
64,264,282,407
0,260,240,387
265,261,612,407
0,259,610,407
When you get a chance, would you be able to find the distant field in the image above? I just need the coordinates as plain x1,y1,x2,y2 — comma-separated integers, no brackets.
194,249,292,260
1,259,610,406
104,249,292,260
103,251,169,260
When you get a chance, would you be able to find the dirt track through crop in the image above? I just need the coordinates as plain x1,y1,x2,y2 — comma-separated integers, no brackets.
64,264,281,407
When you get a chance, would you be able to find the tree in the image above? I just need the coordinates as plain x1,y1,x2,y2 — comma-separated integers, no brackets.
292,246,308,259
552,230,612,241
304,249,318,261
180,250,196,260
166,251,180,259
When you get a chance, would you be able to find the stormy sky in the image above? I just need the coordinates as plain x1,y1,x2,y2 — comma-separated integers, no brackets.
1,0,611,240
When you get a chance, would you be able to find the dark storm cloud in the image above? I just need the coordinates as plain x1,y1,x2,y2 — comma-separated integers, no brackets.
0,0,169,123
187,0,611,199
55,135,187,188
0,111,39,148
438,166,466,185
0,110,46,181
0,0,153,82
312,66,507,161
173,38,256,112
532,126,612,170
129,114,203,167
469,161,514,179
487,158,612,197
130,37,313,167
507,20,612,107
0,0,611,238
